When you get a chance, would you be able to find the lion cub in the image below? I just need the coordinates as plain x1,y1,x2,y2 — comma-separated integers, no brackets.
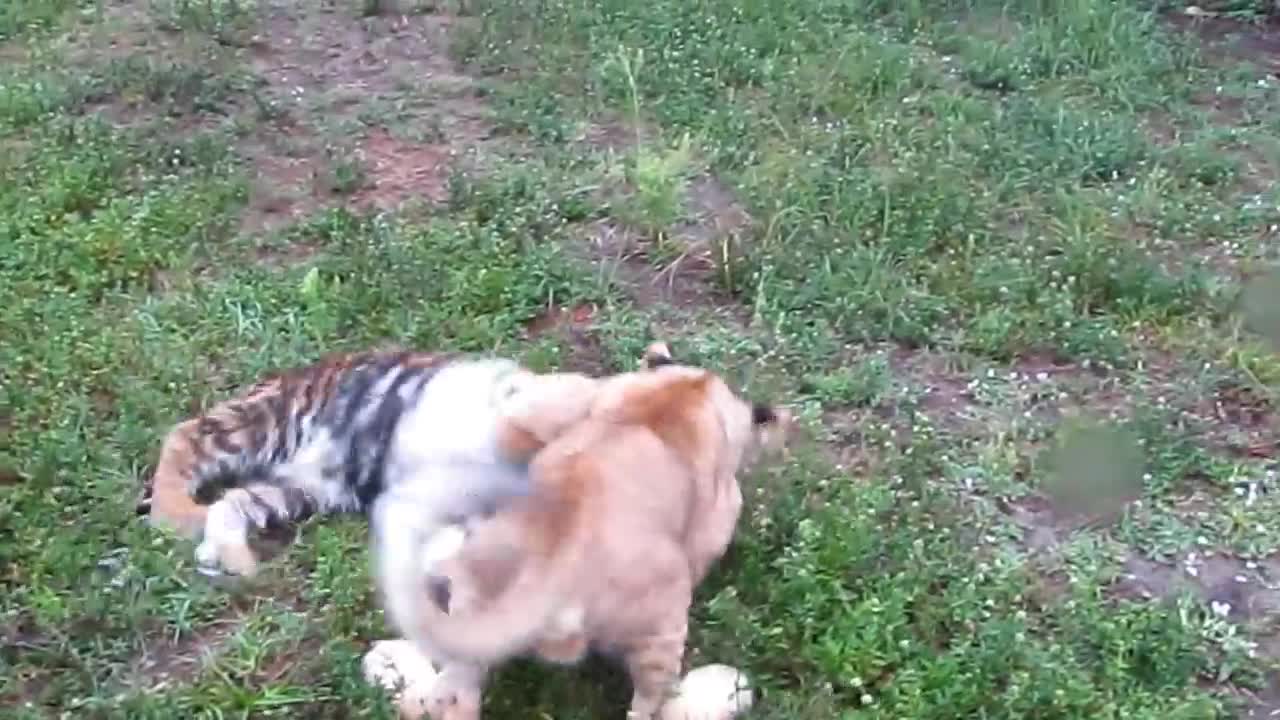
371,344,791,719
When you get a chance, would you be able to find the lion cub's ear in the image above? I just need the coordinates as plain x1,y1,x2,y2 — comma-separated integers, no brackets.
751,403,793,455
639,342,674,369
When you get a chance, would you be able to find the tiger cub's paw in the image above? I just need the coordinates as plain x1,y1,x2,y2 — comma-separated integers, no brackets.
194,535,261,578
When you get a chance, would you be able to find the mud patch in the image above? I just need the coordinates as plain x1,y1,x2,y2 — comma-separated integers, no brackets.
567,115,758,317
998,490,1145,557
1198,380,1277,459
883,346,1105,437
237,135,328,236
580,115,651,153
0,466,24,486
1240,677,1280,720
1112,551,1280,627
891,348,978,425
657,173,755,292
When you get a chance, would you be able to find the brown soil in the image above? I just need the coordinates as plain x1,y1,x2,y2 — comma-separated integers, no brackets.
72,0,500,252
1164,9,1280,75
126,620,239,690
237,2,495,238
523,302,612,375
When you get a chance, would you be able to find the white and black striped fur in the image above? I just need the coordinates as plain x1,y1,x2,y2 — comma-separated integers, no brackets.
142,350,595,579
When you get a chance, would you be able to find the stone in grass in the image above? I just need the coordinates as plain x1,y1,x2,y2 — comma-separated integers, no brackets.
363,641,754,720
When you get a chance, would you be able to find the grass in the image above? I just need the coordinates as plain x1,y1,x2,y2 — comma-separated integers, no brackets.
2,0,1280,717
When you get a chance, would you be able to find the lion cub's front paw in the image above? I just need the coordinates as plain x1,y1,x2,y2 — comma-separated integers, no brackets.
658,664,754,720
363,639,443,720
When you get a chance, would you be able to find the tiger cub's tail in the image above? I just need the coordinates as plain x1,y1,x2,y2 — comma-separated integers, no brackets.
142,388,297,540
139,351,395,539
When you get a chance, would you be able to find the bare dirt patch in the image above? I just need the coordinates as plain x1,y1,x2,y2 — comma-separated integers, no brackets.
887,346,1109,437
891,347,978,425
72,1,503,248
236,132,331,237
1164,9,1280,75
350,127,453,210
563,114,758,317
571,172,755,317
1140,345,1278,460
580,115,651,153
1144,9,1280,215
236,1,498,239
999,486,1155,563
522,302,612,375
1241,679,1280,720
1201,385,1278,459
127,620,239,691
574,218,722,310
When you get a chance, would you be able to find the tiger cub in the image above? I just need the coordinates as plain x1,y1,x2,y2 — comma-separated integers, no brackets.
138,349,604,579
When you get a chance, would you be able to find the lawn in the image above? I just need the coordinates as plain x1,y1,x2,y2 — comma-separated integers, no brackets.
2,0,1279,717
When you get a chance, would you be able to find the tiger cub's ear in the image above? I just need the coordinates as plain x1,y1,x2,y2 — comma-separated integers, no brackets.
640,342,674,369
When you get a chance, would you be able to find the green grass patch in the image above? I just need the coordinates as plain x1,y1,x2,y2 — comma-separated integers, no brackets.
4,0,1280,717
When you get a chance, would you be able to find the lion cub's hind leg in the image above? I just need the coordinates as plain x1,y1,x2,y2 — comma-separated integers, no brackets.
424,661,486,720
623,621,689,720
613,540,694,720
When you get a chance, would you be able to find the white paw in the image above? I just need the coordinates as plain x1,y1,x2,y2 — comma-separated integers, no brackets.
193,536,260,578
194,539,234,578
363,639,441,691
659,664,754,720
194,539,221,572
363,639,444,719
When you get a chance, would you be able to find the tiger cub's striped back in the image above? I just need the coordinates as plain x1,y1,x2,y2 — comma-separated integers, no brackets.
140,350,459,534
141,350,525,577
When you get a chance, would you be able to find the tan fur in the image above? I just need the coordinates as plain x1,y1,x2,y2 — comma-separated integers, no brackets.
374,343,792,720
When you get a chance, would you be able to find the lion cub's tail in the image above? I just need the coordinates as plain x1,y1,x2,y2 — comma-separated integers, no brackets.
372,466,592,666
